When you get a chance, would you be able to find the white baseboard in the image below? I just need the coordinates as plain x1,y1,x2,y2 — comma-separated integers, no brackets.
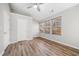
40,36,79,50
51,39,79,49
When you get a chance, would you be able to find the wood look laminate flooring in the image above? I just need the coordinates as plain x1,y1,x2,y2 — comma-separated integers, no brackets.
3,37,79,56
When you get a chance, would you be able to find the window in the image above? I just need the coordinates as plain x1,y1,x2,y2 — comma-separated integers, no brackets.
52,16,62,35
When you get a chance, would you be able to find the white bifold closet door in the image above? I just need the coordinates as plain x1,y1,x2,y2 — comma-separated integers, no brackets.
17,16,33,41
10,13,34,42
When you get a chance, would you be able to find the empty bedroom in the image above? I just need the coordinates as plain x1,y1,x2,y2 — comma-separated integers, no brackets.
0,3,79,56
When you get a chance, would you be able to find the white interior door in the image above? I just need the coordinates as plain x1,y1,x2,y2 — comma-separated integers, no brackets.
0,4,10,55
17,19,27,41
17,18,33,41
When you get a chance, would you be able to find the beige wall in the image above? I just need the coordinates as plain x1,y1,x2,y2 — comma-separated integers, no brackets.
40,4,79,49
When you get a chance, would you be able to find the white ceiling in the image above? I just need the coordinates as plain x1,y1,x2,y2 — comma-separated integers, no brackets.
9,3,78,22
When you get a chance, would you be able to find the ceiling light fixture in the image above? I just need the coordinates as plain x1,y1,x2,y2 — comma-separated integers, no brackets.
34,5,37,8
